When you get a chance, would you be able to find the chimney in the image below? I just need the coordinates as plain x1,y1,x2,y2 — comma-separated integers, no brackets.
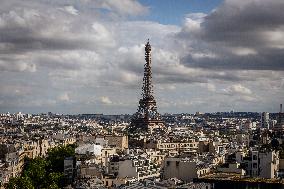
281,104,283,113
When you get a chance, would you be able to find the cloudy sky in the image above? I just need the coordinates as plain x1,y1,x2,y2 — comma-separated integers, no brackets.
0,0,284,114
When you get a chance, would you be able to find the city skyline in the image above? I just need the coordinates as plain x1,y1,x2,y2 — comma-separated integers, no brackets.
1,0,284,114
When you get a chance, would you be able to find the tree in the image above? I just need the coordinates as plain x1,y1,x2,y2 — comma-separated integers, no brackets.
43,183,60,189
6,175,34,189
24,157,47,188
271,138,280,150
46,145,75,173
45,172,64,188
6,144,75,189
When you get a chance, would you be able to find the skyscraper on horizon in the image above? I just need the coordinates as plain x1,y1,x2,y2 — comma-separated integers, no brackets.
273,104,284,135
261,112,269,129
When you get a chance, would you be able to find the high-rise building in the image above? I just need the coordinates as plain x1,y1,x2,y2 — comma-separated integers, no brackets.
128,40,165,134
273,104,284,134
261,112,269,129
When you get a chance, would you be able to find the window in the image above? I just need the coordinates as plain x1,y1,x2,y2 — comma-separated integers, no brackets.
167,161,170,166
176,161,179,166
253,163,257,168
253,155,257,160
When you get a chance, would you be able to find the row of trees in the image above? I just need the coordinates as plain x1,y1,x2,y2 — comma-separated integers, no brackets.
6,144,75,189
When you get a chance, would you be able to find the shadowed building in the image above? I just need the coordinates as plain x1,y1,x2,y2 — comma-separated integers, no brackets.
273,104,284,135
128,40,165,135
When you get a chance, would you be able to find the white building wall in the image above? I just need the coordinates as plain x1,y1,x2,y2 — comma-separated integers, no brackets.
75,144,102,156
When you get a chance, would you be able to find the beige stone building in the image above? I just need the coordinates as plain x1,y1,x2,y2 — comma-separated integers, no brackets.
157,139,199,153
163,157,211,182
105,135,128,150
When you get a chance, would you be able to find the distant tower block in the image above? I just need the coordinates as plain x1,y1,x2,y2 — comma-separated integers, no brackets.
261,112,269,129
273,104,284,134
129,40,165,134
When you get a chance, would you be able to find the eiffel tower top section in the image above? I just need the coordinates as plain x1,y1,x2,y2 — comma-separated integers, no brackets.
142,39,154,100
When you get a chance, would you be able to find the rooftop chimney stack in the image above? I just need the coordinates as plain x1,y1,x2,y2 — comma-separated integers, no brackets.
281,104,283,113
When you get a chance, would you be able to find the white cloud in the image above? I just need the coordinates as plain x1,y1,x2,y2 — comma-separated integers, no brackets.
92,22,114,45
96,0,148,16
183,13,206,33
0,60,36,72
261,29,284,49
207,84,216,92
58,93,70,102
100,96,112,105
231,47,257,56
224,84,252,95
61,6,79,15
240,95,257,102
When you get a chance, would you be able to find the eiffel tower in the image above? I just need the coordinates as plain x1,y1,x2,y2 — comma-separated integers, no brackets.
128,40,165,134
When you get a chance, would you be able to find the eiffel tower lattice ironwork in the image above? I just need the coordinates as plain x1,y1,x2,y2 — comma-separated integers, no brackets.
129,40,165,134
